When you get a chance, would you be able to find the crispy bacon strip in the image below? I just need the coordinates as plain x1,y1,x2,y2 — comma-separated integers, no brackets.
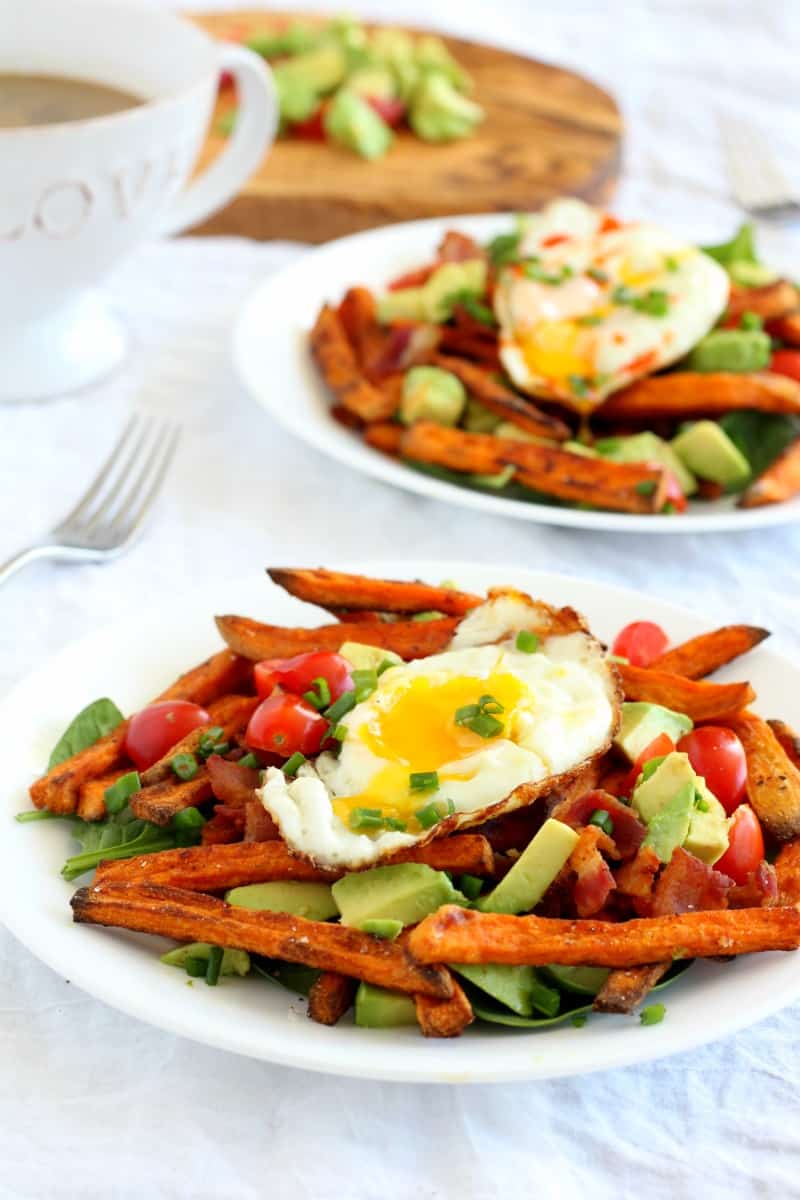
206,755,261,808
267,566,481,617
130,773,213,826
652,625,770,680
414,973,474,1038
215,613,457,663
431,353,571,441
407,903,800,967
726,712,800,841
71,883,452,998
140,695,259,787
311,304,397,422
614,846,661,917
202,808,245,845
551,789,644,860
767,720,800,769
739,436,800,509
308,971,358,1026
29,649,250,815
728,861,778,908
727,279,800,323
617,662,755,721
243,799,280,842
650,848,732,916
593,963,670,1014
596,372,800,422
568,826,618,917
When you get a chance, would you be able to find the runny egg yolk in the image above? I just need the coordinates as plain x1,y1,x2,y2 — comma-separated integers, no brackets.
331,671,525,828
519,319,592,382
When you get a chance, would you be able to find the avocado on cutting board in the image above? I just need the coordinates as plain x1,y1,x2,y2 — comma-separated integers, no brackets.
190,10,623,242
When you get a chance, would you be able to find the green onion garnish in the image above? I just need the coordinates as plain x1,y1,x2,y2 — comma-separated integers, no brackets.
351,669,378,703
323,690,357,724
171,752,198,781
467,712,504,738
487,230,522,267
639,755,666,784
349,807,385,831
360,918,403,940
282,752,307,777
383,817,408,832
455,694,505,739
172,806,206,831
330,723,348,742
238,752,261,769
588,809,614,836
662,501,677,515
459,873,483,900
571,1014,588,1028
377,658,398,676
640,1003,666,1026
303,676,331,710
205,945,224,986
664,255,680,272
694,792,711,812
612,284,637,305
568,374,589,398
632,288,670,317
515,630,540,653
415,802,443,830
740,310,764,331
635,480,657,496
185,955,207,978
576,314,603,326
587,266,609,284
409,770,439,793
524,261,572,286
104,771,141,814
198,726,225,759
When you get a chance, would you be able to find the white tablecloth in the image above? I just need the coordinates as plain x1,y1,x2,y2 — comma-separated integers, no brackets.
3,2,800,1197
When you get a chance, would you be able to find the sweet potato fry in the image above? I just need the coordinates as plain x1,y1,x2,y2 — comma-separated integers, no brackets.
775,839,800,906
364,421,404,456
431,353,570,440
140,695,259,787
727,279,800,323
130,774,213,826
592,963,670,1013
596,372,800,422
76,769,129,822
390,834,495,876
767,720,800,769
401,421,508,475
766,312,800,346
739,436,800,509
337,286,386,368
308,971,358,1026
726,712,800,841
502,442,669,513
652,625,770,679
617,662,755,720
215,613,457,663
72,882,452,998
414,973,474,1037
407,903,800,967
267,566,481,617
310,303,397,422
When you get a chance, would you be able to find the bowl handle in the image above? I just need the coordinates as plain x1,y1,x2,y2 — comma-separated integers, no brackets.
158,44,277,237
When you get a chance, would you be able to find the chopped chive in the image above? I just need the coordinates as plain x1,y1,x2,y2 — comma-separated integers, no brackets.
694,792,711,812
171,752,199,781
377,658,398,675
662,501,677,514
172,807,206,831
323,690,357,723
238,752,261,769
459,873,483,900
330,723,348,742
282,752,307,777
664,254,680,272
211,740,230,756
577,314,603,326
303,676,332,710
104,770,141,815
640,1003,666,1026
486,230,522,267
205,945,224,986
411,610,443,622
465,713,504,738
608,653,630,664
454,702,480,723
446,798,456,815
360,918,403,940
198,726,225,759
571,1013,588,1028
740,310,763,331
633,289,670,317
185,955,207,978
383,817,408,832
587,266,609,283
635,480,657,496
349,807,385,831
524,261,572,285
568,374,589,398
588,809,615,836
515,630,540,653
640,755,666,783
415,802,443,830
351,669,378,703
409,770,439,793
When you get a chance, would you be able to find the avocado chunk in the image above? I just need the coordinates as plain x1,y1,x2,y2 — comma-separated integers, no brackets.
400,365,466,427
685,329,771,374
614,701,694,764
347,66,397,101
273,66,319,124
595,431,697,497
161,942,250,977
324,88,393,160
728,261,777,287
463,398,501,434
478,818,578,915
355,982,417,1028
541,964,610,996
225,881,338,921
409,71,484,142
454,963,560,1017
684,783,729,865
414,35,472,92
377,259,488,324
671,421,751,489
632,752,697,823
494,422,542,443
339,642,403,671
332,862,467,928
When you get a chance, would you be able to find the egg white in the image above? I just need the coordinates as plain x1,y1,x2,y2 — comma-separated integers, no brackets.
258,592,620,869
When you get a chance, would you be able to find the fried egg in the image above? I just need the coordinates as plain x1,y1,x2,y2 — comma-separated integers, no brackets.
258,590,621,869
494,198,730,413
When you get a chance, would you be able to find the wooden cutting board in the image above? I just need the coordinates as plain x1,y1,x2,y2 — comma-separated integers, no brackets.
190,11,623,242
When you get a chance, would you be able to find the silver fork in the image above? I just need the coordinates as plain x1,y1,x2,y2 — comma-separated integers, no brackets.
719,114,800,222
0,414,180,586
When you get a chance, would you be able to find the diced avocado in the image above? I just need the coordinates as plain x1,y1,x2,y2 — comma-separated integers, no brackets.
225,881,338,921
540,964,611,996
563,440,598,458
355,982,417,1027
408,71,484,143
370,27,415,69
414,35,472,92
642,783,694,863
684,783,729,865
332,862,467,928
463,398,501,434
273,66,319,124
161,942,250,977
671,421,751,489
595,431,697,496
378,259,488,325
339,642,403,671
282,42,348,92
246,22,319,60
454,963,559,1016
360,918,403,940
478,819,578,915
685,329,771,373
468,466,516,489
324,88,393,160
614,701,694,764
632,752,697,824
400,365,466,427
728,261,777,288
347,66,397,101
494,422,542,443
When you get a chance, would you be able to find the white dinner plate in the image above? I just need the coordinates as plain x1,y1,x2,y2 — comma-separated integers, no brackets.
1,562,797,1083
233,214,800,535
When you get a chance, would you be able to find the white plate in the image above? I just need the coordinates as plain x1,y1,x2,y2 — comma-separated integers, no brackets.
233,213,800,535
1,562,797,1083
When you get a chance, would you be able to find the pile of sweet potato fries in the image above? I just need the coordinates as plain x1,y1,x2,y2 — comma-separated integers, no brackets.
310,231,800,514
26,568,800,1037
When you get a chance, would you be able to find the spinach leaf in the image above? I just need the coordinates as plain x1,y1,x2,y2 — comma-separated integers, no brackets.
60,803,202,881
718,411,800,479
701,222,758,267
47,697,124,770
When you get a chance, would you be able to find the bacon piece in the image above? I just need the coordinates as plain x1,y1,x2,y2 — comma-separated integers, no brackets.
651,847,732,916
337,287,386,369
728,861,778,908
569,826,617,917
551,789,645,860
201,808,244,845
366,323,440,381
614,845,661,916
437,230,484,262
244,800,280,842
206,755,260,808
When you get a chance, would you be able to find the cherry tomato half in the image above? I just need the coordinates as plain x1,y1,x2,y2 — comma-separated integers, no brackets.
662,469,688,513
274,651,353,706
254,659,284,699
714,804,764,885
769,349,800,384
621,732,675,796
124,700,211,771
612,620,670,667
246,693,329,759
290,105,327,141
677,726,747,815
365,95,406,127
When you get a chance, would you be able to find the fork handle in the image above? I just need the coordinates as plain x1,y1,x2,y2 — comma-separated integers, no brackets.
0,544,55,586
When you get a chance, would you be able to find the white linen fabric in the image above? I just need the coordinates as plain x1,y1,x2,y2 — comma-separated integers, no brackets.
2,1,800,1197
